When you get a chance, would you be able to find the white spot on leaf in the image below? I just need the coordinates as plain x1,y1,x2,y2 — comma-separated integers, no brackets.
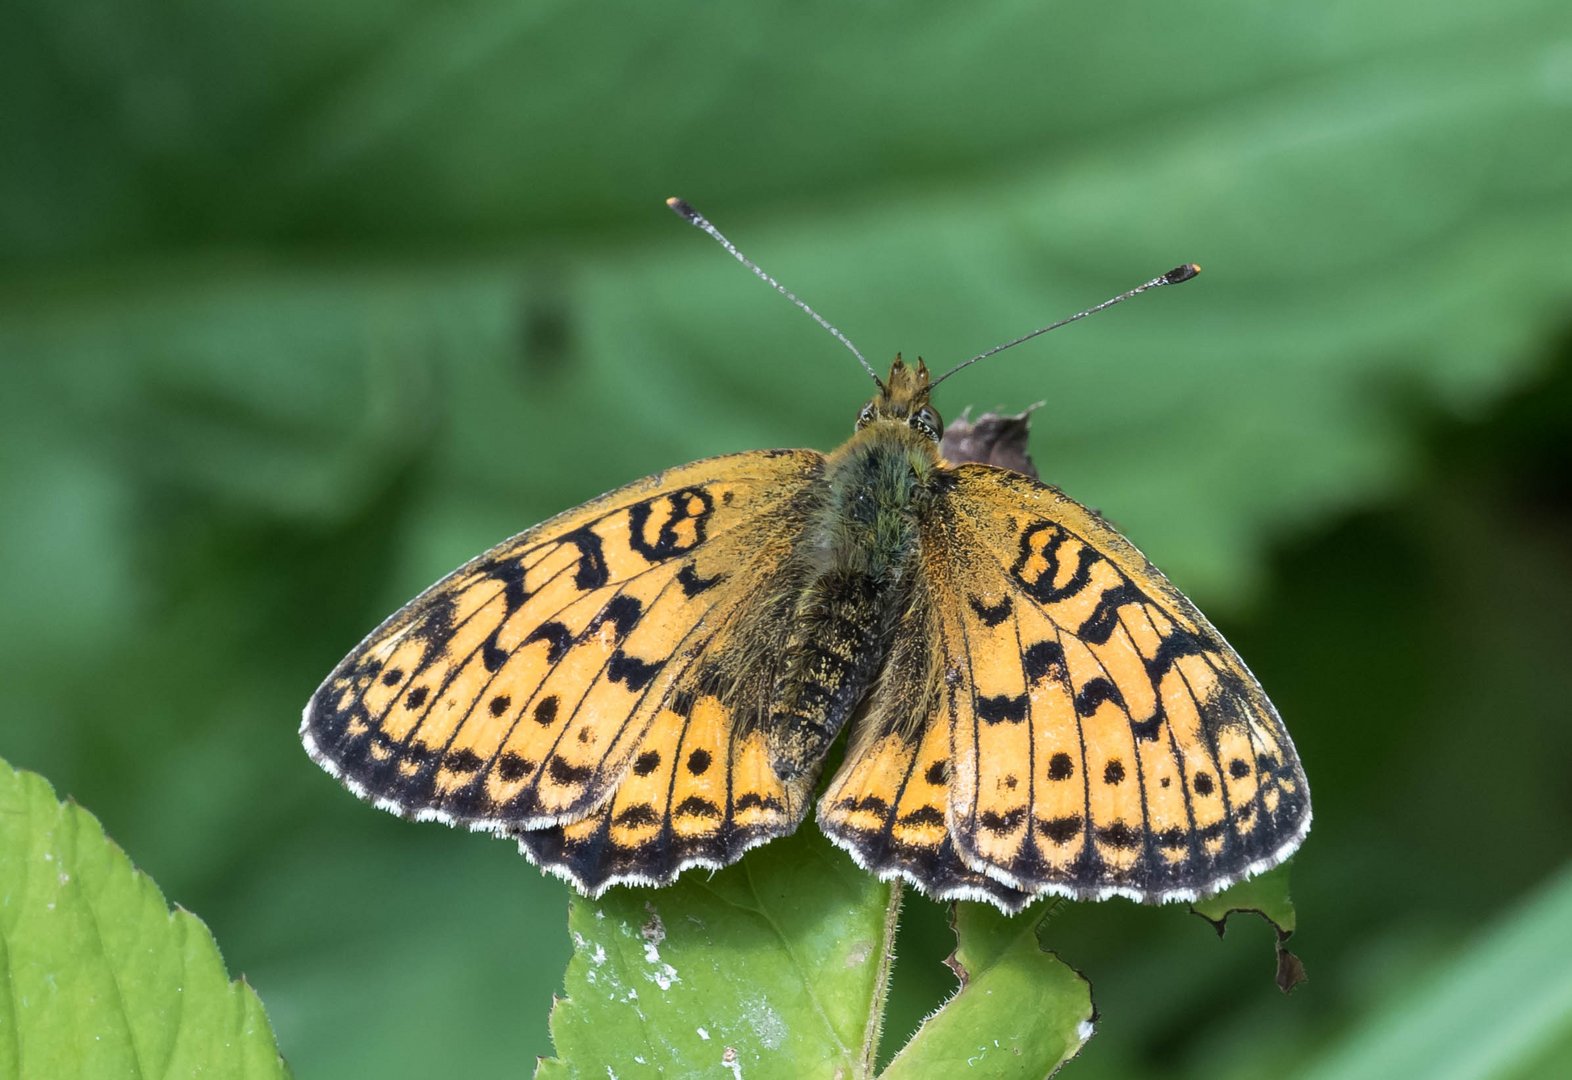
743,996,786,1050
645,962,680,991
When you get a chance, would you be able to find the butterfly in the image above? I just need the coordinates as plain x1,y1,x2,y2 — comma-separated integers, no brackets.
301,203,1310,911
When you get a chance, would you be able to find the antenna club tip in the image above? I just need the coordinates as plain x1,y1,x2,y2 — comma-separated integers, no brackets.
666,196,699,221
1164,263,1202,285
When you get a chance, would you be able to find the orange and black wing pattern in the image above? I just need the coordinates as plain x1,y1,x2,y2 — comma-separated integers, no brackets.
822,463,1309,907
302,450,825,893
818,573,1033,910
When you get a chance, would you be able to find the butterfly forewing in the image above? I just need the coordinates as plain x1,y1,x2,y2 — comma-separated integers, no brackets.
302,450,826,864
922,465,1309,901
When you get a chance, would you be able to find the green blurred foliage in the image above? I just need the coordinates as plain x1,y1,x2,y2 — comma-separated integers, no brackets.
4,1,1572,1076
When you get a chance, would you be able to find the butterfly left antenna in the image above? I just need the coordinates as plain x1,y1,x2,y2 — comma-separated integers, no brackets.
929,264,1202,389
667,197,880,383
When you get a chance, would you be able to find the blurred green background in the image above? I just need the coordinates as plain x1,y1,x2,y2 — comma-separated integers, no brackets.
5,2,1572,1077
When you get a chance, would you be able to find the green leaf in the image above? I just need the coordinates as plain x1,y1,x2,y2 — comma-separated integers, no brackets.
1295,862,1572,1080
880,903,1094,1078
1191,863,1305,993
1191,862,1297,937
538,826,898,1079
0,757,287,1079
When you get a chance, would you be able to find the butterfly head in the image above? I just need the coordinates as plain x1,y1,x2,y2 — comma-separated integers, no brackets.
857,355,943,442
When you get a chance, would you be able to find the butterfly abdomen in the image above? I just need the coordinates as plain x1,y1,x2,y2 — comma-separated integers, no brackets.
766,425,940,780
768,568,897,779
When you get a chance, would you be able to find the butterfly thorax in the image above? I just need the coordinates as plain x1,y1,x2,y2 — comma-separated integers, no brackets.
766,358,946,780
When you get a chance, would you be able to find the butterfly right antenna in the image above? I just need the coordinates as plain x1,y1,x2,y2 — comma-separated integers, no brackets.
667,197,880,384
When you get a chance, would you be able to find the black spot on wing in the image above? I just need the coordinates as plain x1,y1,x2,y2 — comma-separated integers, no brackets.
498,753,535,782
676,562,724,597
673,796,721,819
564,527,608,589
628,488,714,561
1129,708,1164,742
524,621,572,664
607,650,662,692
632,750,661,776
735,792,784,813
1011,521,1097,603
1078,581,1144,645
588,595,643,641
836,794,890,817
444,748,483,773
1038,815,1083,844
614,803,661,828
481,627,508,673
1047,753,1075,781
977,693,1028,724
1023,640,1067,684
1145,627,1207,680
968,594,1013,627
481,555,531,610
549,755,593,785
1074,677,1122,717
1096,822,1141,850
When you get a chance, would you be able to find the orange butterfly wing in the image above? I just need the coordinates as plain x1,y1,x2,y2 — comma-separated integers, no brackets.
302,450,825,892
822,463,1309,907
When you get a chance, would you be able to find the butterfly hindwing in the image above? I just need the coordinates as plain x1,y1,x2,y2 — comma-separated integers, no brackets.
302,450,826,877
817,581,1034,910
924,464,1310,902
516,691,816,892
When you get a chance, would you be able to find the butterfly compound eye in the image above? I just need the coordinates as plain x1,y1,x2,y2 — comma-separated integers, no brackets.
910,406,942,442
